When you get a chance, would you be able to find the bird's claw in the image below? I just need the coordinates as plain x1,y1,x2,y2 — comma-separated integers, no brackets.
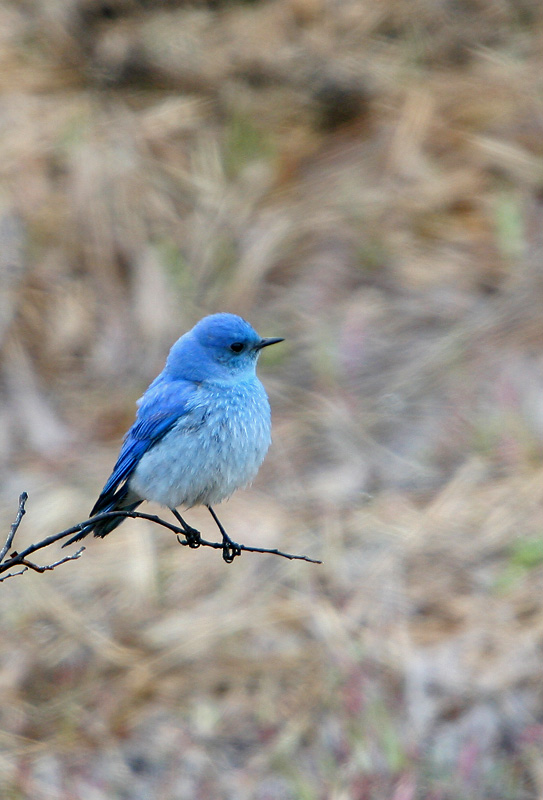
184,527,201,549
175,527,201,549
222,537,241,564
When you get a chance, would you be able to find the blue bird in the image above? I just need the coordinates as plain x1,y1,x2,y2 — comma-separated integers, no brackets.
65,313,283,561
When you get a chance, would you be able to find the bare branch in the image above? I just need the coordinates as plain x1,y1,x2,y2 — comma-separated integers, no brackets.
0,567,28,582
17,547,85,574
0,494,321,582
0,491,28,562
175,535,322,563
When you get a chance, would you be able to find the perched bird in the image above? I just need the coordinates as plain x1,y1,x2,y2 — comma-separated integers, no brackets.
64,313,283,561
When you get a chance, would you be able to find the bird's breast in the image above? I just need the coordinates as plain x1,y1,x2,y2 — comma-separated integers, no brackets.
129,379,272,508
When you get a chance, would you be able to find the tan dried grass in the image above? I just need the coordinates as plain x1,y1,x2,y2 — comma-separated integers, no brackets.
2,0,543,797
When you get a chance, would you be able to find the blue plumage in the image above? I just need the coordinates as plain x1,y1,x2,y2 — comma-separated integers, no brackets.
65,314,283,553
100,379,198,501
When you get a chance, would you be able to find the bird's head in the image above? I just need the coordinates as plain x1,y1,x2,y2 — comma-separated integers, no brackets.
165,313,284,383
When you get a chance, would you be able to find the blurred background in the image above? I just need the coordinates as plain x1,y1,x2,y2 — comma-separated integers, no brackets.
2,0,543,797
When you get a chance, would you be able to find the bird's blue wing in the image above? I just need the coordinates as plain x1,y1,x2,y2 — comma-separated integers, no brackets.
91,378,199,514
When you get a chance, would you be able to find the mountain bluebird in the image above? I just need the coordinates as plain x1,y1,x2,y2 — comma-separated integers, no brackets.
65,313,283,561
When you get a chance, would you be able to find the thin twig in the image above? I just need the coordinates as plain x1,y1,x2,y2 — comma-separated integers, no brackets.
0,495,321,581
176,535,321,563
0,491,27,562
0,508,180,571
17,547,85,574
0,567,28,582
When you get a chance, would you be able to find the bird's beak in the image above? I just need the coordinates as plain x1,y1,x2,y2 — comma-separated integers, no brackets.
255,337,284,350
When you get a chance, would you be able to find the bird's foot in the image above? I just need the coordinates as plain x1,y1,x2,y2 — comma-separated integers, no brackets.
184,526,201,549
206,505,241,564
221,532,242,564
170,508,201,548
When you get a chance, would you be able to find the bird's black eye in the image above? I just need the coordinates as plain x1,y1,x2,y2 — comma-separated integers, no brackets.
230,342,244,353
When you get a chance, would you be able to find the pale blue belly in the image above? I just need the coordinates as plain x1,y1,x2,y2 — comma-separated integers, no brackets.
129,381,272,509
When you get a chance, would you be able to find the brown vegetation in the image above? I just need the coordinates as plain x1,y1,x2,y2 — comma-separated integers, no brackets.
2,0,543,797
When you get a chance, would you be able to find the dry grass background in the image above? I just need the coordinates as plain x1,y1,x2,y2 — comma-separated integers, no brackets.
2,0,543,797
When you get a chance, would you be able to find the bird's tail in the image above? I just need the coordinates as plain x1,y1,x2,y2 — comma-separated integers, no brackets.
63,488,142,548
